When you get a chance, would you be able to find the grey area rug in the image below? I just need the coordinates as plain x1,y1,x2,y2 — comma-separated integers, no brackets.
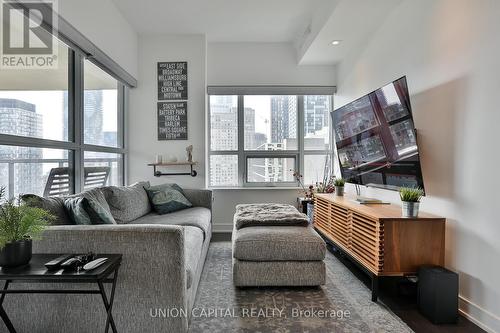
189,242,413,333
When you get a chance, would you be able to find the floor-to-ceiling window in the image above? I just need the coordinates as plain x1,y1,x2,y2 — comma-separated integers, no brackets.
0,8,127,198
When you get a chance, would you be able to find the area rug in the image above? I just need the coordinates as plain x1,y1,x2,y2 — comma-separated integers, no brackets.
189,242,413,333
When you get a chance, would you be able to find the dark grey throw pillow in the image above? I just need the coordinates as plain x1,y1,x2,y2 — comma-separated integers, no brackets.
63,189,116,225
64,197,92,225
22,194,71,225
145,183,192,215
82,189,116,225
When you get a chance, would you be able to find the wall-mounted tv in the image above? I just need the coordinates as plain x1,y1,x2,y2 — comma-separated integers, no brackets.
331,76,425,193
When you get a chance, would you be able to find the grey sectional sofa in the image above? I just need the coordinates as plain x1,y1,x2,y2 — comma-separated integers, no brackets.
3,183,212,333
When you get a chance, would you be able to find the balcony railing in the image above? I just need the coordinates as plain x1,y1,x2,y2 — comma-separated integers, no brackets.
0,157,120,199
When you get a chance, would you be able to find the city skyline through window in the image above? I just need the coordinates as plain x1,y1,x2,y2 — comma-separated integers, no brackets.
209,93,332,187
0,38,125,197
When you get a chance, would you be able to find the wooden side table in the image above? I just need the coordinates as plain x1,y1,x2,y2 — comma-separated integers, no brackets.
0,254,122,333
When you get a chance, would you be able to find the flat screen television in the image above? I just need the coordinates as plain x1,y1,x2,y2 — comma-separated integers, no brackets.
331,76,425,193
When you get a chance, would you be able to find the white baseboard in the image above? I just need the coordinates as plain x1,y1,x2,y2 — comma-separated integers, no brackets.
459,296,500,333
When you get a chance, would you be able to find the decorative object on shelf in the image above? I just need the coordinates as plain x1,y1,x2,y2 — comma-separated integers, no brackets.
0,187,54,267
399,186,424,217
157,61,188,100
155,154,163,164
186,145,193,162
165,155,178,163
147,162,198,177
157,101,188,140
334,178,346,196
291,170,314,199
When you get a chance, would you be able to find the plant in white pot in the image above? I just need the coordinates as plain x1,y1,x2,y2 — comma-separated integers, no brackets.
0,187,54,267
334,178,346,196
399,186,424,218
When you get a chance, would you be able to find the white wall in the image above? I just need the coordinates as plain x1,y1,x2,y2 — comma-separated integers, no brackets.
57,0,138,77
208,42,335,86
208,42,336,231
128,35,207,189
335,1,500,331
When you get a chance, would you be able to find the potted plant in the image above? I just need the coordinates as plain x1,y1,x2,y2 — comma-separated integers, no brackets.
0,187,54,267
399,186,424,218
334,178,346,196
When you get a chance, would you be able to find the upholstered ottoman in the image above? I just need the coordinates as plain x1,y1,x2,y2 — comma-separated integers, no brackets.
232,204,326,287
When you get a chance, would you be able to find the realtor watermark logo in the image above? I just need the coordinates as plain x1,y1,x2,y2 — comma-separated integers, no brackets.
0,0,58,69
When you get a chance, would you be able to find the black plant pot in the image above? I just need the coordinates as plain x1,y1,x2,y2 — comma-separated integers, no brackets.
0,239,32,267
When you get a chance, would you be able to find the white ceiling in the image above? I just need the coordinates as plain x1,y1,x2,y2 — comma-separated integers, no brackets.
298,0,403,65
112,0,328,42
112,0,401,65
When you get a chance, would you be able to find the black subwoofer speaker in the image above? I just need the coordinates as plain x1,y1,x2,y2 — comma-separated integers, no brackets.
417,266,459,324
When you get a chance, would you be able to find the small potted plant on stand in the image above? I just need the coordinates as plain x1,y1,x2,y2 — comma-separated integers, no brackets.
334,178,346,196
0,187,54,267
399,186,424,218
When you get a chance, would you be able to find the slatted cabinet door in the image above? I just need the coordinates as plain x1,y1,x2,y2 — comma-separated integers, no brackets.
350,212,384,274
329,203,350,249
314,197,331,233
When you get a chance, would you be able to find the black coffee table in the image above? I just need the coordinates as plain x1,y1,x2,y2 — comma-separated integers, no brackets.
0,253,122,333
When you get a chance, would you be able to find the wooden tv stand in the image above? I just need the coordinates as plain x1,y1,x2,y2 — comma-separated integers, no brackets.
313,193,445,301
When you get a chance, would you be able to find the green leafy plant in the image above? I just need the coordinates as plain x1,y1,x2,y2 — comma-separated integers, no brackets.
0,187,54,249
399,186,424,202
333,178,346,187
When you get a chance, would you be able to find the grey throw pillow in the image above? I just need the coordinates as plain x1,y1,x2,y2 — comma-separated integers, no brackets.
102,181,151,223
22,194,71,225
145,183,192,215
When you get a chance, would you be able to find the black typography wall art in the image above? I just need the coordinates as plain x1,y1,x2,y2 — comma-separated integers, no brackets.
157,62,188,100
157,101,188,140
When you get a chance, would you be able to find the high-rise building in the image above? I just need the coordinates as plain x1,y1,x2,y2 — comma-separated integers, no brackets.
209,96,238,186
270,96,297,146
84,90,104,145
0,98,43,196
210,96,237,151
244,107,255,149
304,95,329,135
63,90,105,144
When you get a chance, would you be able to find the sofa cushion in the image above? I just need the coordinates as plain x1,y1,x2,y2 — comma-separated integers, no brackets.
64,197,92,225
102,181,151,223
184,226,203,289
232,226,326,261
145,183,192,214
83,189,116,224
22,195,70,225
132,207,211,240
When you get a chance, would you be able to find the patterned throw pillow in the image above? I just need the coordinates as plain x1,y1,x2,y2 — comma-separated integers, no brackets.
145,183,192,215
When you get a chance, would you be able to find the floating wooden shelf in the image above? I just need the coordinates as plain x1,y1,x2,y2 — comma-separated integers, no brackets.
147,161,198,177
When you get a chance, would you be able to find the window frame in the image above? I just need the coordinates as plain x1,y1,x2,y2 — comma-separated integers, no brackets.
207,89,335,188
0,43,128,197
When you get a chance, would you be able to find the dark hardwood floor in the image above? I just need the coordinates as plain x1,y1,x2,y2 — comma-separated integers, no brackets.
211,232,484,333
327,243,484,333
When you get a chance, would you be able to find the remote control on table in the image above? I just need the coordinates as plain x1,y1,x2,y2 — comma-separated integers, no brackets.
44,254,74,270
